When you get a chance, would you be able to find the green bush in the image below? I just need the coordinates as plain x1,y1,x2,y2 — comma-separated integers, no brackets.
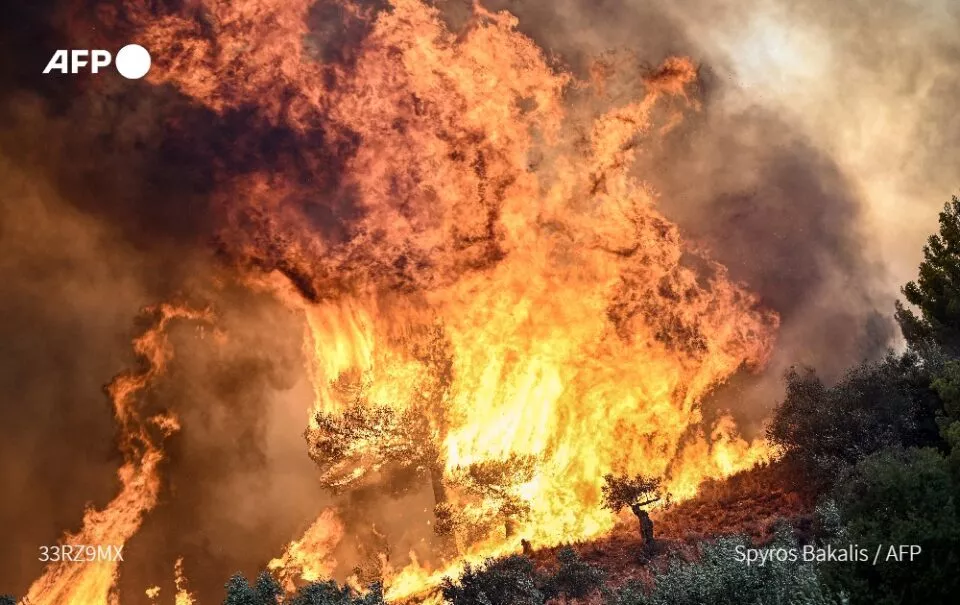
223,572,282,605
767,353,941,483
822,447,960,605
441,555,544,605
222,573,382,605
615,527,841,605
931,359,960,481
543,547,605,600
288,580,384,605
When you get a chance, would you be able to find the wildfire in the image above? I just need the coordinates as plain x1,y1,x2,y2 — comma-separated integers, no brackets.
26,0,781,602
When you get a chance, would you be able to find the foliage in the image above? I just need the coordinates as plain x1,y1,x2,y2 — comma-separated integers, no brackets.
766,352,942,482
450,454,537,536
441,555,544,605
897,196,960,352
615,526,841,605
305,323,453,498
542,547,605,600
289,581,384,605
306,399,441,494
821,447,960,605
812,499,847,542
223,571,283,605
222,572,383,605
601,473,663,512
0,596,16,605
440,544,604,605
931,359,960,480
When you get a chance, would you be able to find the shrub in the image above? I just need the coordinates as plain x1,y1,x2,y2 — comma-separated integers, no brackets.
543,547,605,599
822,447,960,605
222,573,382,605
767,353,941,483
289,580,384,605
615,526,841,605
441,555,544,605
223,572,282,605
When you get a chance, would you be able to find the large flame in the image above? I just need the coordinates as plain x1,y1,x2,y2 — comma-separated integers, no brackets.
27,0,780,602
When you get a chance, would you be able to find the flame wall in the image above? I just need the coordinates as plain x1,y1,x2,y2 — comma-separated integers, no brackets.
1,0,958,602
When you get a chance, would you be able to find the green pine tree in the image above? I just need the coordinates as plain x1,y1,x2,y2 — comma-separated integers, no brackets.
897,196,960,352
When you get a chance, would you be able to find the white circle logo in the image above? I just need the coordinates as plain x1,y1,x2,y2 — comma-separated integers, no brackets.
115,44,151,80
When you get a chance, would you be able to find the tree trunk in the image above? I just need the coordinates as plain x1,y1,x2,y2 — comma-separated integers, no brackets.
429,464,458,556
430,464,448,505
630,504,655,546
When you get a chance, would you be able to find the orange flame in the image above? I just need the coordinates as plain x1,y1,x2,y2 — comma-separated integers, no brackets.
174,557,196,605
24,304,210,605
268,509,345,592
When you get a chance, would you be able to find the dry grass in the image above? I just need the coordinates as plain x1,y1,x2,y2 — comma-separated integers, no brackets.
526,461,816,594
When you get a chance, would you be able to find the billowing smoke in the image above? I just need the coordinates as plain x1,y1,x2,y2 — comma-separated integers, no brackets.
455,0,958,424
1,0,958,603
1,5,334,598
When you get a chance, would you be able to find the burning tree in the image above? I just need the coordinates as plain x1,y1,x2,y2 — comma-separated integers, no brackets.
306,397,445,499
303,322,537,560
308,391,541,550
305,323,454,505
448,454,537,539
601,473,664,546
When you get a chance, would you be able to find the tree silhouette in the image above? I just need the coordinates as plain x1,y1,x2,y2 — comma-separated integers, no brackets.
601,473,663,546
306,323,453,505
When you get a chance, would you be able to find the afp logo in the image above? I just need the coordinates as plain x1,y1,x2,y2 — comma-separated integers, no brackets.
43,44,152,80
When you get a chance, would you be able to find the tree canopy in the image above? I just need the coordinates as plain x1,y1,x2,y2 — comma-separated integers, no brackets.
897,196,960,351
821,448,960,605
601,473,663,512
767,352,942,482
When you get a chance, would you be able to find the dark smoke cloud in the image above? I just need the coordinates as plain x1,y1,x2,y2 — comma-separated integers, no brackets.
0,153,144,593
0,147,332,600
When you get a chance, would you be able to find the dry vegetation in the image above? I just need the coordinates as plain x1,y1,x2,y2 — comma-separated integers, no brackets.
524,461,815,594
